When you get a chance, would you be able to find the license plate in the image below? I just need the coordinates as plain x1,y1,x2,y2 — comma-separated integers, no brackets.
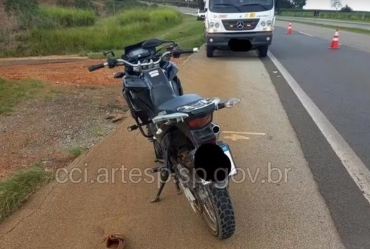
219,143,237,176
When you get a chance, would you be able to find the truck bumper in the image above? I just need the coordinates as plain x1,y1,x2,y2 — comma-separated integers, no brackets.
205,31,273,49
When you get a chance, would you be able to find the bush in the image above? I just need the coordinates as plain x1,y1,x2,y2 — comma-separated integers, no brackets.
37,6,96,27
0,164,54,222
105,0,148,13
74,0,93,9
4,0,40,30
57,0,73,7
27,8,183,56
4,0,38,16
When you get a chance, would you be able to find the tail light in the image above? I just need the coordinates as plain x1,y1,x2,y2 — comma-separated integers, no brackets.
187,114,212,128
209,139,217,144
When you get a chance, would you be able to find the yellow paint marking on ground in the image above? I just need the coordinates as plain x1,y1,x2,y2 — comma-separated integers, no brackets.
223,134,250,141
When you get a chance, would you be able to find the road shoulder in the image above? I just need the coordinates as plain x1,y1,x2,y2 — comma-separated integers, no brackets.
263,55,370,249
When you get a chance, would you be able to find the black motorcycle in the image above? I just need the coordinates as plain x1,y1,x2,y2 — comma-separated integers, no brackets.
88,38,240,239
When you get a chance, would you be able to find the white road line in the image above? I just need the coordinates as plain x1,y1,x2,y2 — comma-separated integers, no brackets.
268,51,370,204
298,31,314,37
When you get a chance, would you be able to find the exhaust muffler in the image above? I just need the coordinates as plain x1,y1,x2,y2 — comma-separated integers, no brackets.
211,123,221,140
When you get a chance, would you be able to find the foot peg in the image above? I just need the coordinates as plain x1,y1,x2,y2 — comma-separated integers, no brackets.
127,125,138,132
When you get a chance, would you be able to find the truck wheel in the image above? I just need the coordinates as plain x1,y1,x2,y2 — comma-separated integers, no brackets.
207,46,214,58
257,45,268,58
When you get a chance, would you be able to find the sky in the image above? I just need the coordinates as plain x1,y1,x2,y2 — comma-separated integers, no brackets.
304,0,370,11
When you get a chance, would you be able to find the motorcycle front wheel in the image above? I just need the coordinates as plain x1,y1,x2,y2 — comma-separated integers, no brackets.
201,185,236,239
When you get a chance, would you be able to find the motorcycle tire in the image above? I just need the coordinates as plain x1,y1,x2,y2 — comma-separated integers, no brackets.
202,185,236,240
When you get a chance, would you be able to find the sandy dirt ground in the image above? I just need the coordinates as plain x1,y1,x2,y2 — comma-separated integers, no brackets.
0,56,187,178
0,48,345,249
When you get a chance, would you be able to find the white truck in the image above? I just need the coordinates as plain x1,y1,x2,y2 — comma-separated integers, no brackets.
198,0,275,58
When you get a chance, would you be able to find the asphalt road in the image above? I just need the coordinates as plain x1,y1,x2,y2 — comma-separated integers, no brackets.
267,23,370,248
277,16,370,31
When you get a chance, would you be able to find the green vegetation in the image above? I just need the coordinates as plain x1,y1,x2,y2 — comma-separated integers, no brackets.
1,0,206,57
1,6,205,57
105,0,149,13
67,146,86,157
148,0,198,8
37,6,96,27
29,7,181,56
278,10,370,23
4,0,38,16
0,164,54,223
0,78,44,115
160,15,204,48
86,14,205,59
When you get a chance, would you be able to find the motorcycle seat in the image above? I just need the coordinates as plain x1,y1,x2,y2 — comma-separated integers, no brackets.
157,94,203,114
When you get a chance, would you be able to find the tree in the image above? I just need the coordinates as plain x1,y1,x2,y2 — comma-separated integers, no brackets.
275,0,307,9
330,0,342,11
340,4,353,12
291,0,307,8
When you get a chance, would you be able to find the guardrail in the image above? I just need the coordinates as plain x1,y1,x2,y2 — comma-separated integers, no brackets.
146,0,198,8
276,10,370,22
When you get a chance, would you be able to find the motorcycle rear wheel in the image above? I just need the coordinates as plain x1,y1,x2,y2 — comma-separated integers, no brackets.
201,185,236,239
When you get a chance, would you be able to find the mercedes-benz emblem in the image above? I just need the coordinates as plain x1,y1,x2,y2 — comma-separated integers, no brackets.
236,21,244,29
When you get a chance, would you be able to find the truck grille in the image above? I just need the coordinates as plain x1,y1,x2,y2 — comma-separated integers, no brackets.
222,19,260,31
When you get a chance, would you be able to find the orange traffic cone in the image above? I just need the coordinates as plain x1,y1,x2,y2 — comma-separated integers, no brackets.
286,22,292,34
330,30,340,49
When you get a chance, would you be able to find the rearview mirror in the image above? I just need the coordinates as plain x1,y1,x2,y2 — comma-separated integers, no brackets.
103,50,115,57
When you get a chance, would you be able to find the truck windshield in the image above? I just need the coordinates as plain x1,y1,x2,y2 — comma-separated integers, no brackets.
209,0,274,13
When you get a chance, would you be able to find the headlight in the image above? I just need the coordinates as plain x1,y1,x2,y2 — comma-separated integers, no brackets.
209,22,214,27
215,23,220,28
261,21,266,27
267,20,272,26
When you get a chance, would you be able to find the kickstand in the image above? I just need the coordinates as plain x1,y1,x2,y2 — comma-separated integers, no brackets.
150,151,171,203
151,181,166,203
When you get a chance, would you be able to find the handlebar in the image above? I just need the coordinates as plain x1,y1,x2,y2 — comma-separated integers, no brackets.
88,63,105,72
217,103,225,110
88,47,199,72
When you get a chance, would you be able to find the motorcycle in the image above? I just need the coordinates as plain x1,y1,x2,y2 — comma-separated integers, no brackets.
88,38,240,239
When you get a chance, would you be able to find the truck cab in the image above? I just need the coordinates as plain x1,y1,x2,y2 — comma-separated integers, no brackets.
198,0,275,58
